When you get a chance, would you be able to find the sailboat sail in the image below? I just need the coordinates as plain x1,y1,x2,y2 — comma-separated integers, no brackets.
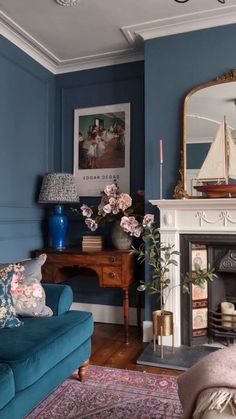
196,119,236,182
228,124,236,179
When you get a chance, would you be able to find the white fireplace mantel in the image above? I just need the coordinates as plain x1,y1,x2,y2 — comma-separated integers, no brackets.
149,198,236,347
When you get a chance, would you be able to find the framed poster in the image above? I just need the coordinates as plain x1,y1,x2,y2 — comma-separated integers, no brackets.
74,103,130,196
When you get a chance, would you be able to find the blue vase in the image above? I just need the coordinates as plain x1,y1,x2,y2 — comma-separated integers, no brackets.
49,205,68,250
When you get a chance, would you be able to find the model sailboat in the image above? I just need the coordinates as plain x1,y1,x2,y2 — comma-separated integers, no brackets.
194,117,236,197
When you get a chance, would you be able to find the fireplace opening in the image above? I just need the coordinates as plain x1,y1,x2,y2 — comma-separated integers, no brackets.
209,250,236,344
180,234,236,346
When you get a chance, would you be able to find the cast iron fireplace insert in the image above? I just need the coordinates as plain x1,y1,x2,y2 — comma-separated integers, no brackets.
180,234,236,346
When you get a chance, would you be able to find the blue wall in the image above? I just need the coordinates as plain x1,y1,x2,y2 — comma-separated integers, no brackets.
144,22,236,318
0,36,55,261
187,143,210,169
55,62,145,306
145,23,236,201
2,21,236,310
55,62,144,245
0,36,144,307
55,62,144,191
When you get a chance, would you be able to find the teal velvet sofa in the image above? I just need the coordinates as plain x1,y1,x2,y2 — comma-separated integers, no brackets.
0,283,94,419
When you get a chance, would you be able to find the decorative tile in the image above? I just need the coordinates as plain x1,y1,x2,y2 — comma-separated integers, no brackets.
192,308,208,330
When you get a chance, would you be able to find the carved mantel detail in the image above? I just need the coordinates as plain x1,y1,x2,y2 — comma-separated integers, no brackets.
195,211,236,227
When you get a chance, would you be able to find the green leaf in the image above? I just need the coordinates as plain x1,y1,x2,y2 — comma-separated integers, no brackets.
182,283,190,294
168,259,178,266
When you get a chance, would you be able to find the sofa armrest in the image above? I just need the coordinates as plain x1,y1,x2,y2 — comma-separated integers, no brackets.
43,284,73,315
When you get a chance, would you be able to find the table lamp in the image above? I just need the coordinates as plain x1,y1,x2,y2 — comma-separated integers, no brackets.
38,173,79,250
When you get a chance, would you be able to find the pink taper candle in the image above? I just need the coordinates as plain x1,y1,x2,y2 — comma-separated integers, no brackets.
160,139,163,164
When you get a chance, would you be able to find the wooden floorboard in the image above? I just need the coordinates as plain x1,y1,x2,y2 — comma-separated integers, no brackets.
90,323,182,377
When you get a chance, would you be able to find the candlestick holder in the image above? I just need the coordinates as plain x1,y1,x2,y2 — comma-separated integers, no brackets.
159,139,163,200
160,162,163,200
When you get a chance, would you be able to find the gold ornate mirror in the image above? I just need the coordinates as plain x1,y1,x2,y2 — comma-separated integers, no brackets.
175,70,236,199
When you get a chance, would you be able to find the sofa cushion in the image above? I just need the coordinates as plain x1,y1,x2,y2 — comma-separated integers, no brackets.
1,255,53,318
0,265,23,329
0,363,15,409
0,310,93,392
12,255,53,318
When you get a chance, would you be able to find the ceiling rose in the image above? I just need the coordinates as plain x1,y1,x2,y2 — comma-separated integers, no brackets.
174,0,225,3
55,0,80,6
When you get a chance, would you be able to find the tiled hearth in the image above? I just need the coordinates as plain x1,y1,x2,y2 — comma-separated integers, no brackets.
150,198,236,347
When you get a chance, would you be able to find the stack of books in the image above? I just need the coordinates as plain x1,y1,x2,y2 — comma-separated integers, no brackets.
82,236,103,252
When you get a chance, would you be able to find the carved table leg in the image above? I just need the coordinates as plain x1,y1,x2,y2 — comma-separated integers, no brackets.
136,290,141,329
78,359,89,381
123,287,129,344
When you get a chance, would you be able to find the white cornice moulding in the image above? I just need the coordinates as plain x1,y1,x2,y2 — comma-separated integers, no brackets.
0,9,143,74
53,50,144,74
1,5,236,74
122,5,236,43
0,11,58,73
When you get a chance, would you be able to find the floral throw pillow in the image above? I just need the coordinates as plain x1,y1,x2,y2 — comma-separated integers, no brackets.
0,265,23,328
11,254,53,318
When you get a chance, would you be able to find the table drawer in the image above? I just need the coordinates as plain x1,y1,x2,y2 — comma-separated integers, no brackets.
102,267,122,286
44,252,122,267
97,254,122,266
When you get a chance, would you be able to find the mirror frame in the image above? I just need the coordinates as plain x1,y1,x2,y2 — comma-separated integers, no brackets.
174,69,236,199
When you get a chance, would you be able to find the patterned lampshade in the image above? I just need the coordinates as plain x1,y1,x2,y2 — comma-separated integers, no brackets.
38,173,79,204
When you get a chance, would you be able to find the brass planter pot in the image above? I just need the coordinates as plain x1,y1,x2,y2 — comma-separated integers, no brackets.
153,310,173,336
152,310,174,358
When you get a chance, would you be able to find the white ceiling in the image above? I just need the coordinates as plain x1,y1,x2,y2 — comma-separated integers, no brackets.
0,0,236,74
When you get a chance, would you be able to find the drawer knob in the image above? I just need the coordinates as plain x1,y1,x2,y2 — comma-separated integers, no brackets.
108,272,116,279
109,256,116,263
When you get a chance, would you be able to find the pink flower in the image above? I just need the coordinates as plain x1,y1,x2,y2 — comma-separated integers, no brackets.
23,285,33,297
81,204,93,218
120,216,130,232
32,283,43,298
118,193,132,211
12,287,24,297
97,196,109,215
79,183,145,232
13,264,25,274
120,216,142,236
143,214,154,227
133,225,143,237
104,184,118,197
108,197,120,214
11,273,20,291
103,204,112,214
85,218,98,231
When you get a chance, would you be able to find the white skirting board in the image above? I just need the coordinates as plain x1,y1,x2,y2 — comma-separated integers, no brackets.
71,302,144,328
142,320,153,342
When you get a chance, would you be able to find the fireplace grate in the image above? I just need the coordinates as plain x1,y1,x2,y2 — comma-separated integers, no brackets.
209,299,236,344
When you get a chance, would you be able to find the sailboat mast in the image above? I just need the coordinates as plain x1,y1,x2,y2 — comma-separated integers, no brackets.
224,116,229,184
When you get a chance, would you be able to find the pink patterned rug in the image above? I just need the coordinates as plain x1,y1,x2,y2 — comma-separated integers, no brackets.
26,366,182,418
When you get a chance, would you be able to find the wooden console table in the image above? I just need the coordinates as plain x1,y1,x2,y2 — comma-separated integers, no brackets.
35,248,136,344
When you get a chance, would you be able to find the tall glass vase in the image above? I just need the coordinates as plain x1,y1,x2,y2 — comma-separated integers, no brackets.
111,221,132,250
49,205,68,250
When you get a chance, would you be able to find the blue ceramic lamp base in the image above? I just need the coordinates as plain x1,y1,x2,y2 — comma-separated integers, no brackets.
49,205,68,250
